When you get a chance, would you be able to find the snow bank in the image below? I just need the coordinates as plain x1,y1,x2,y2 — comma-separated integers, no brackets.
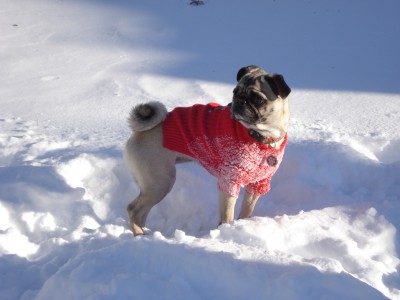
1,101,399,298
34,220,390,300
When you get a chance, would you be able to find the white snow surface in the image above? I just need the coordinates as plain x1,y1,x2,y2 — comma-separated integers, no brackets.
1,0,400,299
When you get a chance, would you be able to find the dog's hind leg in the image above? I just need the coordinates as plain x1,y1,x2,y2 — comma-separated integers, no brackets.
125,125,177,236
126,153,177,235
127,172,176,236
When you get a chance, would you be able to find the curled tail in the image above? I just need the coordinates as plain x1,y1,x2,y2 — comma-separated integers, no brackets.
128,101,168,132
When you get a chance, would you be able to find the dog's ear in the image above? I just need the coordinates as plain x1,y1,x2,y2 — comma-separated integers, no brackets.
236,65,260,82
262,73,291,99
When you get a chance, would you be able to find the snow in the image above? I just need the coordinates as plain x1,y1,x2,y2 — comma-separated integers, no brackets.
0,0,399,299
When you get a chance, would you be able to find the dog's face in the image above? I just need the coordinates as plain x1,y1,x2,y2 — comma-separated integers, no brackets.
231,65,291,138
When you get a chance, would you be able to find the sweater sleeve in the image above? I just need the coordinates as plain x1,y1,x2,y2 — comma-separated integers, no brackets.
245,176,271,196
217,178,242,198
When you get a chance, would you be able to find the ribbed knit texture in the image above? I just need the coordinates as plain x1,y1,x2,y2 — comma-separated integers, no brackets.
162,103,287,197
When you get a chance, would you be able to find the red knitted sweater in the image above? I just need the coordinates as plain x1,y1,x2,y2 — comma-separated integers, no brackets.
162,103,287,197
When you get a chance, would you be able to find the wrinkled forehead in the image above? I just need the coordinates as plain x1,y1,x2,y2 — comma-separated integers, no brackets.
237,69,267,88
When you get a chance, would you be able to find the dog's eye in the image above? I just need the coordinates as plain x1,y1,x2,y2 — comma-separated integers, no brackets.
233,88,249,105
251,92,265,107
236,97,247,105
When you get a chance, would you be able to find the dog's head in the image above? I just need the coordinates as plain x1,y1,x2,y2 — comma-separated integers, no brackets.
231,65,291,138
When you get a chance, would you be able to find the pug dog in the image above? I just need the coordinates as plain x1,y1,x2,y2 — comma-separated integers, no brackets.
124,65,291,236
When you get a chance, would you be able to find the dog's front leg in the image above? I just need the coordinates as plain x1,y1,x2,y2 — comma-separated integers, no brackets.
219,192,237,224
238,191,260,219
